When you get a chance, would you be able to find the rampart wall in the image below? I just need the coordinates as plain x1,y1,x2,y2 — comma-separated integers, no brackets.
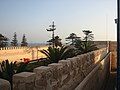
0,41,116,63
75,52,110,90
0,41,116,90
0,45,48,62
109,41,117,70
13,48,109,90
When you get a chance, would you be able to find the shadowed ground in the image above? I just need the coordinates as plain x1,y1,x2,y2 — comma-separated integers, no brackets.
103,71,116,90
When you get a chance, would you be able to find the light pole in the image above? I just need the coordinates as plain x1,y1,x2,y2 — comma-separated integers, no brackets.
46,21,56,48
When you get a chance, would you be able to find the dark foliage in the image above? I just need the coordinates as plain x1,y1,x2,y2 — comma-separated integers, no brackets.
0,60,28,87
11,32,18,46
21,34,28,46
47,36,62,47
66,33,81,45
0,34,9,47
74,30,98,54
40,45,76,63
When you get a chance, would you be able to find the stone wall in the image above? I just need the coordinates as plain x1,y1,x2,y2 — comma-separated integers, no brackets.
13,48,109,90
75,53,110,90
109,41,117,70
0,78,11,90
0,41,108,63
94,41,108,49
0,46,48,62
0,41,116,64
93,41,117,71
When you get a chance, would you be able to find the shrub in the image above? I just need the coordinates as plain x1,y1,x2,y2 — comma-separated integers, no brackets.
40,45,76,63
0,60,29,86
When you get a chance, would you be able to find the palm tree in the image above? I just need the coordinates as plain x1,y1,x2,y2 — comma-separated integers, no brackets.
0,60,28,89
40,45,76,63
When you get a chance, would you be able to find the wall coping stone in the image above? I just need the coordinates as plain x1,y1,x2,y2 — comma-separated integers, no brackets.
48,63,63,67
13,72,35,83
34,66,51,73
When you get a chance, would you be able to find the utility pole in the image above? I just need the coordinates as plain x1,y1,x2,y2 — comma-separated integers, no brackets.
46,21,56,48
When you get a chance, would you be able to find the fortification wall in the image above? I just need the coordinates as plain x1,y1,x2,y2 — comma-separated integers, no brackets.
0,41,116,63
0,46,48,62
109,41,117,70
89,41,117,71
13,48,109,90
75,53,110,90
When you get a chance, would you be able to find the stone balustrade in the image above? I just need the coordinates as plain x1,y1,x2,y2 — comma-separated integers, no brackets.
13,48,109,90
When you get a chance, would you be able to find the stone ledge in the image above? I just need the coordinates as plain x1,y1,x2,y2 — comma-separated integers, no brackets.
34,66,51,73
13,72,36,83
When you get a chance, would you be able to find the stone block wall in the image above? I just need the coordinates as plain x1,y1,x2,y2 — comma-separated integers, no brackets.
75,53,110,90
109,41,117,70
0,78,11,90
13,48,108,90
94,41,117,71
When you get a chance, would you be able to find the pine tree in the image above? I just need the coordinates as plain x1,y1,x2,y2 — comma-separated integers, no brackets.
21,34,28,46
11,32,18,46
66,33,80,45
47,36,62,47
0,34,9,47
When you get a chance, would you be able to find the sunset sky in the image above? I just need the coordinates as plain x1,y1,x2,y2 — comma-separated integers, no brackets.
0,0,117,43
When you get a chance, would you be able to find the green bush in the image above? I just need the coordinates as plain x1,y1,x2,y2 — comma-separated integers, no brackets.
40,45,76,63
25,60,49,72
0,60,16,86
0,60,28,87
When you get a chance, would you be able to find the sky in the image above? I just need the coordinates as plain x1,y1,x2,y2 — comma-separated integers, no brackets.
0,0,117,43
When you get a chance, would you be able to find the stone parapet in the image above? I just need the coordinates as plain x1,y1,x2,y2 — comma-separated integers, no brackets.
33,66,52,90
75,53,110,90
13,48,109,90
0,78,11,90
13,72,35,90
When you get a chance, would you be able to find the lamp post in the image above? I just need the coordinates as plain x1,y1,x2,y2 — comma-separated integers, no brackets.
46,21,56,48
